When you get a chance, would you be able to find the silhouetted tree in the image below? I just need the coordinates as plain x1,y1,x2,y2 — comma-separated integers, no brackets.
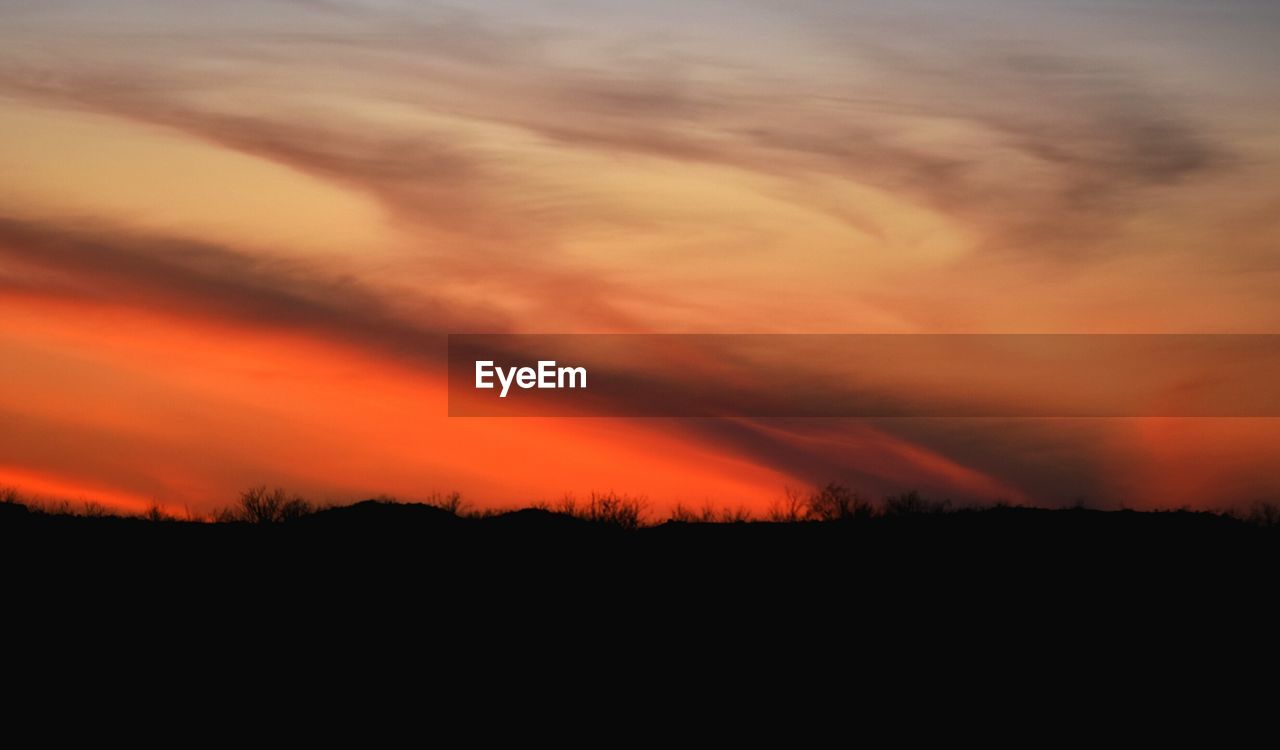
807,483,875,522
768,488,809,522
219,486,314,523
427,491,466,515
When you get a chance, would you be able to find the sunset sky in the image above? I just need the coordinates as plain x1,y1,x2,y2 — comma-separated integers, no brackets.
3,0,1280,514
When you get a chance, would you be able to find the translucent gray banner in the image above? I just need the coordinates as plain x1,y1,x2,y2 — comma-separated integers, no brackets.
447,334,1280,417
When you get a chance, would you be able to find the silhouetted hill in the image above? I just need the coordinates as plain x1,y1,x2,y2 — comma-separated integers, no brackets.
487,507,590,528
0,501,29,520
296,499,464,528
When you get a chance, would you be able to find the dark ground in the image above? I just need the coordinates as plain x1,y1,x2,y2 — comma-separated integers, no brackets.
5,499,1276,593
5,499,1273,688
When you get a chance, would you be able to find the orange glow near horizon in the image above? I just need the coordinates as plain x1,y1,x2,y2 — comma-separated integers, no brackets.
0,464,163,516
0,294,799,513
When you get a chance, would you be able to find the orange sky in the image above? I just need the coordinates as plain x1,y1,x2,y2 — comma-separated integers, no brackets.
2,0,1280,515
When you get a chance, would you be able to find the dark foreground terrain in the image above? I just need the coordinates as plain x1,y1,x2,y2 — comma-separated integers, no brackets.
6,498,1277,676
6,498,1277,590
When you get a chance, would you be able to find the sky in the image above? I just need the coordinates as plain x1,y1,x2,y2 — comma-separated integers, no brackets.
2,0,1280,514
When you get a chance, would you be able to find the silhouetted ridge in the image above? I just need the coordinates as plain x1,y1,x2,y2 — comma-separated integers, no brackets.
0,502,29,520
488,508,588,528
298,499,463,527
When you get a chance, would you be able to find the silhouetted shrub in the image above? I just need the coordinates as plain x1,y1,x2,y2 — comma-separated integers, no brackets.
1245,500,1280,528
768,488,809,522
668,502,718,523
462,507,501,519
667,503,752,523
668,503,700,523
31,499,74,516
143,504,175,522
427,491,467,515
882,491,950,516
218,486,314,523
0,487,19,505
560,492,647,529
807,483,875,522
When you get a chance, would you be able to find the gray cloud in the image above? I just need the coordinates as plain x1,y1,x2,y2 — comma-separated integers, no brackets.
0,2,1230,271
0,216,508,366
